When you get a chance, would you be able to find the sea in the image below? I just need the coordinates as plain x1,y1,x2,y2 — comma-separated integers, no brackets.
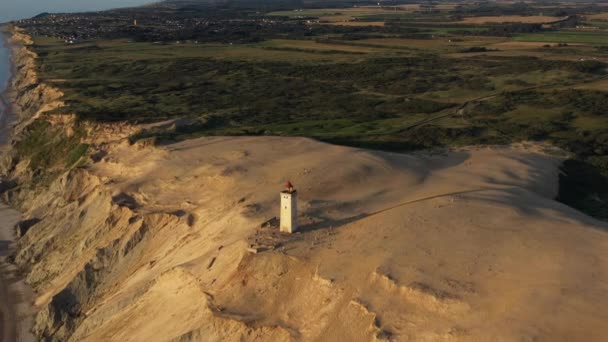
0,0,153,141
0,33,11,145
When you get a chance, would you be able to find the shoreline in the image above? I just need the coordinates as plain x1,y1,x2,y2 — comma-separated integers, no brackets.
0,24,15,148
0,24,35,342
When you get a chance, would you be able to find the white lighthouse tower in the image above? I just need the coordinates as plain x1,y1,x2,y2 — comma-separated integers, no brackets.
280,181,297,233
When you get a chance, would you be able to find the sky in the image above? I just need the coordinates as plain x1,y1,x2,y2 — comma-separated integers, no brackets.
0,0,156,23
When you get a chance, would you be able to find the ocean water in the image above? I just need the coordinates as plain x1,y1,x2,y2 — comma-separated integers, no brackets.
0,35,8,93
0,33,11,143
0,36,7,87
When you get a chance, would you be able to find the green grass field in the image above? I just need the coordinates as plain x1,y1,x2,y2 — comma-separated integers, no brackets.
514,30,608,45
584,21,608,29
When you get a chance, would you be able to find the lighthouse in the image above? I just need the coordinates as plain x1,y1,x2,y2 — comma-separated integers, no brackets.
280,181,297,233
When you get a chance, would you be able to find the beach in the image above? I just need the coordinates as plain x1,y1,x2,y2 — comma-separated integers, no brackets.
0,26,35,342
0,26,12,147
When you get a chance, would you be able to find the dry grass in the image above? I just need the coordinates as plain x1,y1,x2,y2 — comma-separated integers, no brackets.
573,115,608,131
318,15,354,22
324,21,385,27
459,15,564,24
489,41,585,49
268,5,419,21
270,7,407,17
586,13,608,21
395,3,457,10
573,78,608,91
448,48,603,63
395,4,420,10
263,39,382,54
360,36,505,50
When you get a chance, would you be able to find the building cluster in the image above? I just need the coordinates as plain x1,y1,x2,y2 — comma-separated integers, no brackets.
18,13,135,41
16,8,296,44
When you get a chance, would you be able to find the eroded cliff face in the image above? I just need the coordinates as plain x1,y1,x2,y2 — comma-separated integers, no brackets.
5,29,62,130
1,27,63,189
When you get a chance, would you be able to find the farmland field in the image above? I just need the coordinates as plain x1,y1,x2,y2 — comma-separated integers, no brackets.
324,21,386,26
586,12,608,21
514,30,608,45
267,6,417,21
458,15,563,24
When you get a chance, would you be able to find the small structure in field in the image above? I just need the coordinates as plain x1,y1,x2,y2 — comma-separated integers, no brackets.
280,181,297,233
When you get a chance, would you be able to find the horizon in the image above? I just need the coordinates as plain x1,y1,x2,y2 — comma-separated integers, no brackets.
0,0,155,23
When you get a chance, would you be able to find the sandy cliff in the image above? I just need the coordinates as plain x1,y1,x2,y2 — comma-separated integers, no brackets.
5,28,62,127
2,28,608,342
0,26,63,181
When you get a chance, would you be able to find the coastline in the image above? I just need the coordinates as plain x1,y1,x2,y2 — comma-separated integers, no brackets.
0,24,15,149
0,26,8,145
0,24,35,342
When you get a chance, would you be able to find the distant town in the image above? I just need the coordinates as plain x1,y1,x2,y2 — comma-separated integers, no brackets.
16,3,315,44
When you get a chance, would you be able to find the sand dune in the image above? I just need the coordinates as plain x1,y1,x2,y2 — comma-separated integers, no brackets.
12,136,606,341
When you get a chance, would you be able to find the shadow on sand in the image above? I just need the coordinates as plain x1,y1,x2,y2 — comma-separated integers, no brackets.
298,213,369,233
0,240,10,257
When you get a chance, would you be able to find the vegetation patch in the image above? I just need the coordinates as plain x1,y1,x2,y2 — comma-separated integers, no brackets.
515,30,608,45
15,120,88,184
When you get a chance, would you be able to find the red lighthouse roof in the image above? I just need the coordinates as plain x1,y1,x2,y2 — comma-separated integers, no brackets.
285,181,294,190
